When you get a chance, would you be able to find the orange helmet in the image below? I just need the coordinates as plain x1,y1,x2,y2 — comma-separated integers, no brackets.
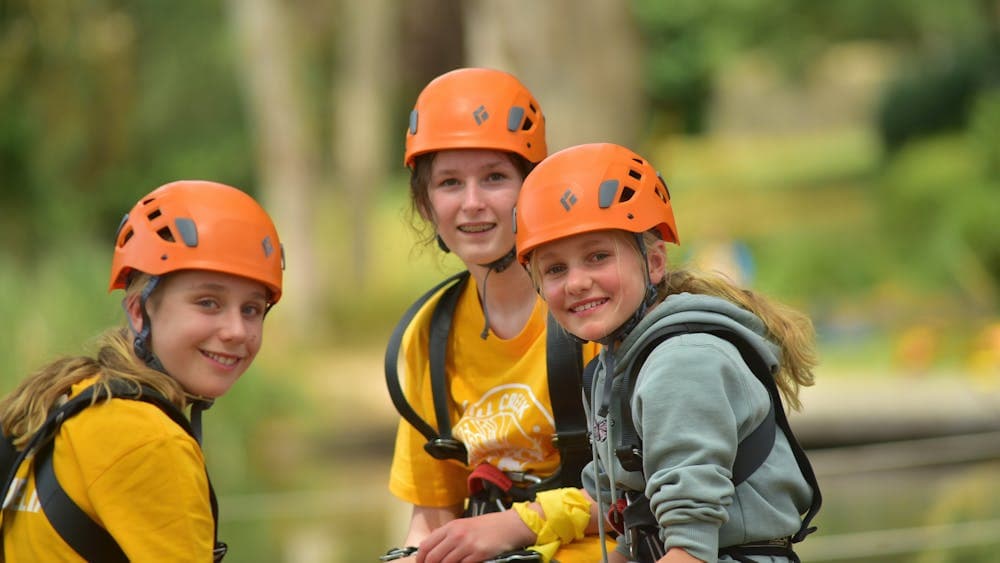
109,180,284,304
515,143,679,265
404,67,546,167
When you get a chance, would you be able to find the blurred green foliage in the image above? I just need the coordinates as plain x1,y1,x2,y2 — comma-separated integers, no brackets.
878,43,998,153
633,0,997,134
0,1,254,261
2,2,1000,560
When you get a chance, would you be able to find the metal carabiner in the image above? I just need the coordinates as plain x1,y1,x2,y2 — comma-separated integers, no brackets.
379,546,418,561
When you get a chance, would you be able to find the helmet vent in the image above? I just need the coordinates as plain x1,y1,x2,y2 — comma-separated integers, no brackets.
521,117,534,131
147,208,162,221
628,169,642,181
119,227,134,247
654,185,669,203
656,173,671,201
619,187,636,202
156,227,175,243
114,213,131,247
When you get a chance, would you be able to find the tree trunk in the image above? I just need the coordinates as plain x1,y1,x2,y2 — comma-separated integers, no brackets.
462,0,644,152
225,0,321,335
331,0,397,288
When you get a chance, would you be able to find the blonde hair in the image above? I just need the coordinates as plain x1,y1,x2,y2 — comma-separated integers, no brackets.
0,275,187,449
527,230,817,410
643,232,816,410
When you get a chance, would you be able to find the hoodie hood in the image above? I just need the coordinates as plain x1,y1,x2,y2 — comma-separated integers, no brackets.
583,291,812,560
614,292,781,378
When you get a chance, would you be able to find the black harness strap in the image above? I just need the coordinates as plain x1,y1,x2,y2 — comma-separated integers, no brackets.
384,271,470,461
544,316,587,489
0,432,18,490
2,381,225,562
426,273,469,461
672,323,822,542
719,540,800,563
384,271,589,490
34,439,129,562
616,323,777,486
384,270,469,462
583,322,822,559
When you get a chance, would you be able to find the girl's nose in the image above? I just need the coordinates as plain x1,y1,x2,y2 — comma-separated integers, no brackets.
218,308,248,342
461,181,486,212
565,266,592,294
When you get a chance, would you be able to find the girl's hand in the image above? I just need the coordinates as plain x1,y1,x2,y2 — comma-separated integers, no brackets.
415,510,534,563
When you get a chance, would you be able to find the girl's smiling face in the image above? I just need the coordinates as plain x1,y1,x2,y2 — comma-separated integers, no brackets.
129,270,269,398
426,149,524,267
534,230,665,342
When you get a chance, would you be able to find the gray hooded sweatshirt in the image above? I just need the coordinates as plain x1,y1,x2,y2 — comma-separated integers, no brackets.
581,292,813,562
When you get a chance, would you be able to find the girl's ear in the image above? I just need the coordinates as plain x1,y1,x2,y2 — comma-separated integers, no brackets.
123,293,144,333
647,240,668,285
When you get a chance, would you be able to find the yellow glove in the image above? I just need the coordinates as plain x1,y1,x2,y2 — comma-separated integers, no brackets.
512,488,591,563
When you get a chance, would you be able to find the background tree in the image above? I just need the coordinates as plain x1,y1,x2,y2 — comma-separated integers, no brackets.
462,0,644,151
226,0,323,334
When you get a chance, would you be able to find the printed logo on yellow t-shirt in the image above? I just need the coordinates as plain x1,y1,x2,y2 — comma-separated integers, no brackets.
452,383,555,471
3,478,40,513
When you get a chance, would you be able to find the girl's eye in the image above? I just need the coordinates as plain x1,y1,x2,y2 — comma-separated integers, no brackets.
435,177,460,188
589,251,611,263
543,263,566,277
196,298,220,310
485,172,507,183
242,303,265,317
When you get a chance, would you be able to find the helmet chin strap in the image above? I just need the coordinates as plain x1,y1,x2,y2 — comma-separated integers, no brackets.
127,275,167,374
476,247,517,339
478,247,516,274
596,234,658,348
436,234,450,253
125,274,214,441
595,234,659,417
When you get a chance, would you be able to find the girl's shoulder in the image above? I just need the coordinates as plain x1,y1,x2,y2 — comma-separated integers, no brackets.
63,380,197,450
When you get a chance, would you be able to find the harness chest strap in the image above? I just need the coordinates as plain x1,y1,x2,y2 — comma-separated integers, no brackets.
384,271,469,461
384,271,590,489
584,322,823,557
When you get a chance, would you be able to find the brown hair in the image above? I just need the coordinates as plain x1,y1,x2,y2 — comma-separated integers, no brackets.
405,151,535,249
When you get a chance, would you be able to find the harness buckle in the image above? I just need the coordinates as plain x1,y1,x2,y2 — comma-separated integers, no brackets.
380,546,418,561
551,429,589,450
423,438,467,462
213,541,228,562
615,443,643,472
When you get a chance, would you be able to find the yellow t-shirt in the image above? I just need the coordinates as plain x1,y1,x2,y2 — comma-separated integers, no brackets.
387,276,604,560
1,378,215,562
